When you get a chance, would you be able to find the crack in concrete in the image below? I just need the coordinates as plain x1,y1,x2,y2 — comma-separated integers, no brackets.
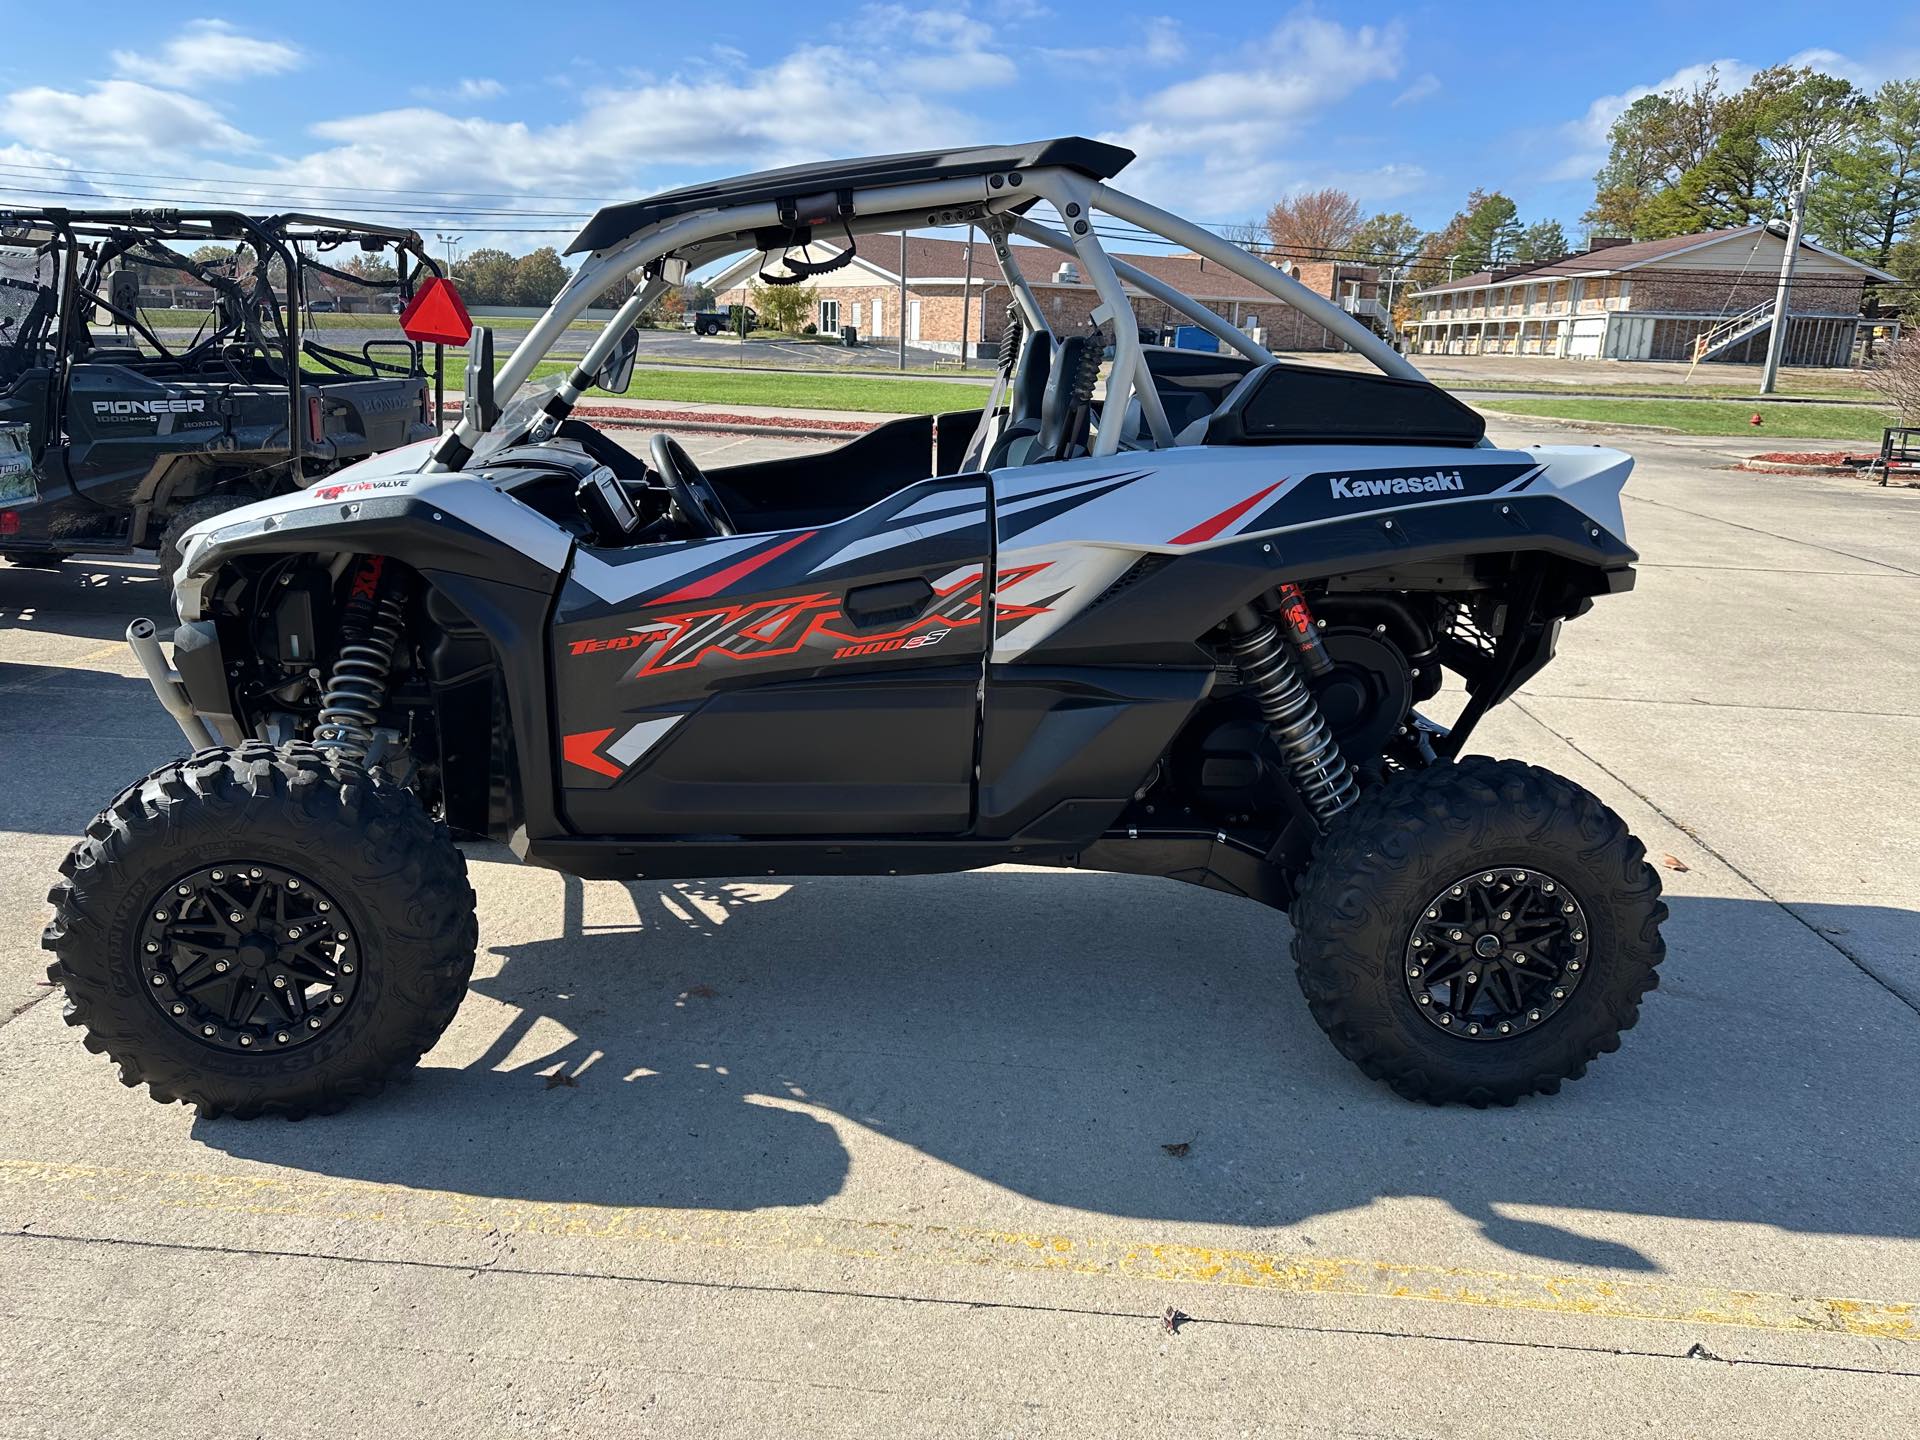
1512,698,1920,1021
1622,494,1919,578
6,1229,1915,1381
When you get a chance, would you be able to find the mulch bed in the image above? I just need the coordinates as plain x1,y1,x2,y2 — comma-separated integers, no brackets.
1734,450,1917,484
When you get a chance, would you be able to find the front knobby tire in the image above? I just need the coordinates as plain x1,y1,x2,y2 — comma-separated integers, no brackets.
1289,756,1666,1106
44,742,477,1119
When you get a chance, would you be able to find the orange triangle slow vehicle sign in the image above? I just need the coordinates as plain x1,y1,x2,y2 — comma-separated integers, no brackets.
398,277,473,345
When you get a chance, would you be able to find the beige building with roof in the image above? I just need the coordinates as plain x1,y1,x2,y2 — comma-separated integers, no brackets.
708,236,1389,359
1406,226,1898,367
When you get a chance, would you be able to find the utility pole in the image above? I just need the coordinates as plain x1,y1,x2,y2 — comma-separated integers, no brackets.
898,232,908,371
1759,148,1814,396
958,227,975,369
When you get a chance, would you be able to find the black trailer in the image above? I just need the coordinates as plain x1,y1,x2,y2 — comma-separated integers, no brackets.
0,209,448,580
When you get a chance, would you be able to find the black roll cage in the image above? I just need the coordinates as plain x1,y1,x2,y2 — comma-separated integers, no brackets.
0,207,448,457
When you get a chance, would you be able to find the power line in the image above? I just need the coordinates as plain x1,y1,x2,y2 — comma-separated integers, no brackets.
0,158,612,207
0,171,589,221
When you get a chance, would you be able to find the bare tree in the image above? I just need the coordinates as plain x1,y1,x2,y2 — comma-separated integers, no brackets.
1863,334,1920,424
1265,188,1362,260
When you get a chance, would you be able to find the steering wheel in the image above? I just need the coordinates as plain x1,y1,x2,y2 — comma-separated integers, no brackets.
649,434,737,538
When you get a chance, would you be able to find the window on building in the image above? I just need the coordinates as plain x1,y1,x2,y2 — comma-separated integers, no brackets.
819,299,840,332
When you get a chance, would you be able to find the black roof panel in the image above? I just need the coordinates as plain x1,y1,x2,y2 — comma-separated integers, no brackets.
566,137,1133,254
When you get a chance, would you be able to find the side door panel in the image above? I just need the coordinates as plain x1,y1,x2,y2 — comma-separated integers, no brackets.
554,475,994,836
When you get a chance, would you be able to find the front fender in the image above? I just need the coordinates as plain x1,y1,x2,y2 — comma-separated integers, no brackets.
172,443,573,621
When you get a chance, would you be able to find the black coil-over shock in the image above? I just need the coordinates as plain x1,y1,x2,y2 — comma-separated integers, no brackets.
1227,590,1357,826
313,556,408,765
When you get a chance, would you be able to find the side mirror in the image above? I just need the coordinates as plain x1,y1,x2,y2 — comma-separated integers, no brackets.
466,325,498,430
594,327,639,394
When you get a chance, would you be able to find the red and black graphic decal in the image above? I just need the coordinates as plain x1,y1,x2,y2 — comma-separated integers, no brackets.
573,563,1056,680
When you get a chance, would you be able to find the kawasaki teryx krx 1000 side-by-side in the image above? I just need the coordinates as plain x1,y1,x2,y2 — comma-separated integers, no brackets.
0,210,447,583
45,139,1665,1119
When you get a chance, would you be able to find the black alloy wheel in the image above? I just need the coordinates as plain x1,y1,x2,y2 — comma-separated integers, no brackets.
138,862,362,1053
1402,868,1589,1040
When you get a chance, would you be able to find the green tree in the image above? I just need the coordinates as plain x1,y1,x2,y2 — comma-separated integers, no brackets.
508,247,570,307
746,278,813,333
453,247,516,305
1811,78,1920,266
1349,211,1424,270
1883,235,1920,322
1585,74,1730,236
339,253,397,284
1456,190,1519,269
1513,220,1569,263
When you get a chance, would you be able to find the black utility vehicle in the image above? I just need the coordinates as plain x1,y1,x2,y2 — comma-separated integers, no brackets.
0,210,446,581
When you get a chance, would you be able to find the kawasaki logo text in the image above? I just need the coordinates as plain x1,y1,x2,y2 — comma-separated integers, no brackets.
1328,470,1464,499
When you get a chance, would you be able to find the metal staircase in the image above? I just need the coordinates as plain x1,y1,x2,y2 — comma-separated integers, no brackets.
1689,301,1775,363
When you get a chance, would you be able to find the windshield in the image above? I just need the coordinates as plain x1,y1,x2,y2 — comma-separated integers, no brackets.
466,374,565,467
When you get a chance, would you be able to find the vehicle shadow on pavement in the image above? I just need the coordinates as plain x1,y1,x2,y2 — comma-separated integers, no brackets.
196,868,1920,1273
1,558,165,645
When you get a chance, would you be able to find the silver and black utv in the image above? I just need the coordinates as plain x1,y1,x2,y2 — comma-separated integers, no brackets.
45,139,1665,1119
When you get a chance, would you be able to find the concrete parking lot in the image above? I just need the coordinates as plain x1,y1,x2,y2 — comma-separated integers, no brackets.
0,421,1916,1437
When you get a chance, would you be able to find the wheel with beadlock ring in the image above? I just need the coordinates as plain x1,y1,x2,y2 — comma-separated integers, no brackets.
1287,755,1667,1106
43,742,477,1119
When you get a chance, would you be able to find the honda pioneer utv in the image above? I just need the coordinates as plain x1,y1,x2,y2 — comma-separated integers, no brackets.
45,138,1665,1119
0,209,446,583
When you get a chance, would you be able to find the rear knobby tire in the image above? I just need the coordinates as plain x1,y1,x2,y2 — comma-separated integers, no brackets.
1289,756,1666,1106
155,494,253,588
44,742,477,1119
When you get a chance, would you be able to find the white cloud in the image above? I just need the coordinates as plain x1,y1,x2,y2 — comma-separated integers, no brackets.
1549,59,1749,182
1786,46,1920,91
0,80,254,154
412,77,508,102
1142,18,1185,65
280,43,990,205
1393,73,1441,108
111,20,303,86
859,6,1015,91
1321,163,1428,203
1103,12,1405,213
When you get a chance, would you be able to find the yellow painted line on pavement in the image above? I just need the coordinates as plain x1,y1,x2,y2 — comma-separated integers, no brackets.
1,1157,1913,1343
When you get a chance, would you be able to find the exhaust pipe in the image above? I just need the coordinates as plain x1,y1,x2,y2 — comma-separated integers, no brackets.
126,618,218,751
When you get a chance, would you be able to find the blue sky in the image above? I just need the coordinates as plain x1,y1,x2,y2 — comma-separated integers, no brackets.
0,2,1914,254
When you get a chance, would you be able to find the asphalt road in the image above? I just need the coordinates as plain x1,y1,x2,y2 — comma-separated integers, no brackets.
0,423,1916,1437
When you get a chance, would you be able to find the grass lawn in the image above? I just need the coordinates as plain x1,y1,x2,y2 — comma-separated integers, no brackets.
1485,396,1894,441
437,355,990,415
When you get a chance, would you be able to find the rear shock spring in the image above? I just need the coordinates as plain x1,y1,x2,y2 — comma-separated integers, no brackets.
1227,602,1358,826
313,556,407,765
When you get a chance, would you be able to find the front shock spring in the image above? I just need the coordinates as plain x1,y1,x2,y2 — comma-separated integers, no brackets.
313,556,407,765
1228,602,1358,826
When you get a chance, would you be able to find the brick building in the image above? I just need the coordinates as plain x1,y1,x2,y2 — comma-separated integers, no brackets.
1405,225,1897,366
708,236,1388,358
